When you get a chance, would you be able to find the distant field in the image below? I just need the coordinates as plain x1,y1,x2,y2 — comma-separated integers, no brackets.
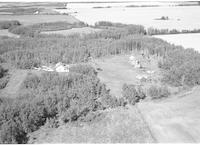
0,15,80,25
42,27,101,36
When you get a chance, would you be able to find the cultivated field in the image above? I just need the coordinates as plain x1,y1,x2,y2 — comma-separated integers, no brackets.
0,15,80,26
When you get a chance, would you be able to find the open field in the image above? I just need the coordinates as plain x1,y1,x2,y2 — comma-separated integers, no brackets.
91,54,160,97
154,33,200,52
0,15,80,25
42,27,101,36
28,106,155,143
138,86,200,143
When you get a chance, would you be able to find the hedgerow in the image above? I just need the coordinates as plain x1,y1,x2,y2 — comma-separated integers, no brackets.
147,85,170,99
122,84,146,105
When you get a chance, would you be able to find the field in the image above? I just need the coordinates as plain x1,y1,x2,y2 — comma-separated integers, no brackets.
28,106,155,143
42,27,101,36
138,86,200,143
90,54,160,97
0,15,79,26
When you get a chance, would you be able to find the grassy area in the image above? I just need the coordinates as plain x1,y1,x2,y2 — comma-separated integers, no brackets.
0,15,79,26
28,106,155,143
138,86,200,142
0,8,44,15
42,27,101,36
8,21,87,36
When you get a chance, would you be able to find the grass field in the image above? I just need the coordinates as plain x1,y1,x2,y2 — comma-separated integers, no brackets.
0,15,80,26
42,27,101,36
28,106,155,143
138,86,200,143
91,53,160,97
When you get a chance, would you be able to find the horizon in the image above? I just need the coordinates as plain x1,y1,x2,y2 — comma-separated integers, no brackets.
0,0,200,2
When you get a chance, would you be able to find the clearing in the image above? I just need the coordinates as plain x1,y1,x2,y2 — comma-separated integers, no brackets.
42,27,101,36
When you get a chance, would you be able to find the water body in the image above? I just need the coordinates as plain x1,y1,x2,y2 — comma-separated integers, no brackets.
57,2,200,51
154,33,200,52
63,3,200,30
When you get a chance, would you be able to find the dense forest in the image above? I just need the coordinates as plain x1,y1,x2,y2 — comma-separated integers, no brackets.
1,20,200,143
0,64,126,143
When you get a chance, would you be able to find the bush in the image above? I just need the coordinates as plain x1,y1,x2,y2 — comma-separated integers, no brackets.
44,117,59,128
0,65,9,89
147,85,170,99
0,76,9,89
0,119,27,144
0,65,7,78
0,20,21,29
122,84,146,105
159,48,200,86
